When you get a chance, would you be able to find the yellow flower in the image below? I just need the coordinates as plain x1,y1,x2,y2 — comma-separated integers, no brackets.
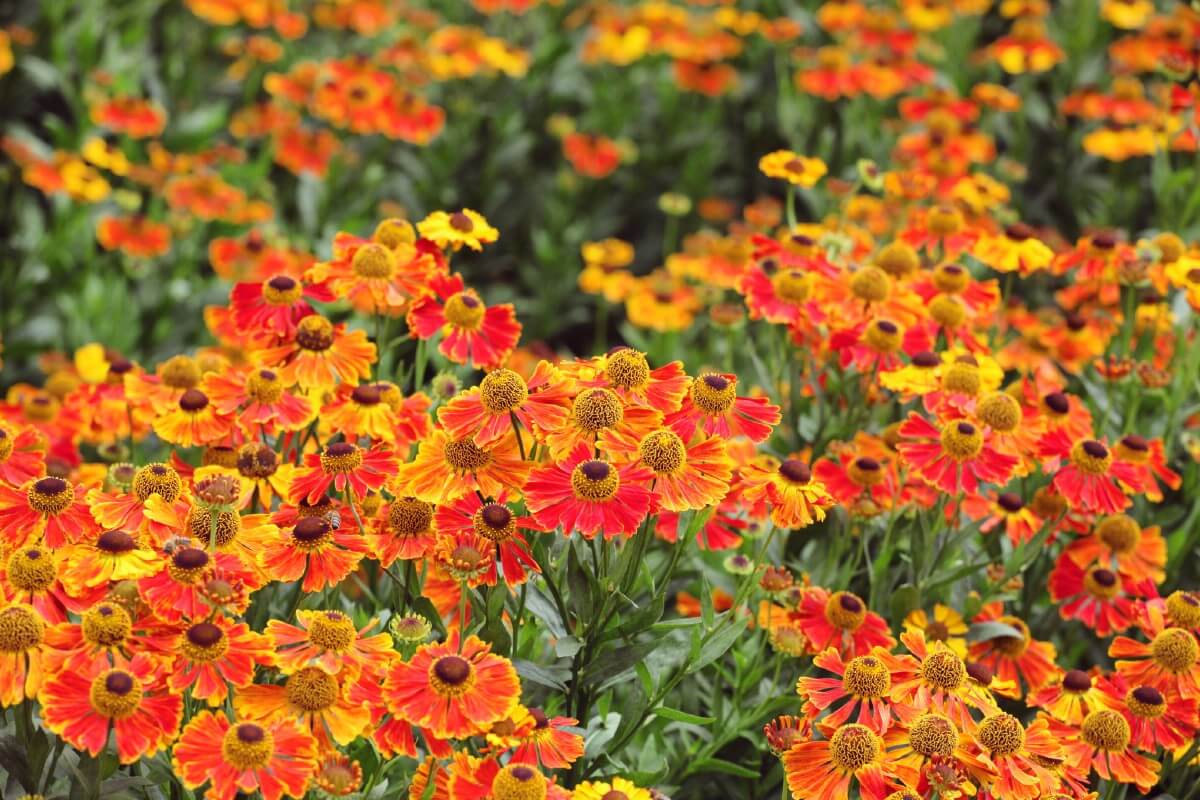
1100,0,1154,29
572,777,652,800
903,604,969,657
759,150,828,187
74,344,110,385
416,209,498,252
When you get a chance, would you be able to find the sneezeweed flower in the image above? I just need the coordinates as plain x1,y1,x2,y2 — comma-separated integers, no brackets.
883,631,1000,732
255,314,376,390
1095,674,1200,751
572,776,653,800
0,475,98,548
267,609,393,679
794,588,896,659
172,712,319,800
1028,669,1106,726
417,209,498,251
783,722,895,800
667,372,782,443
229,274,334,341
168,615,275,705
88,462,191,544
2,543,99,624
59,529,163,591
738,458,835,530
96,215,171,258
152,387,235,447
1049,709,1161,793
41,600,177,675
759,150,828,187
203,367,315,436
290,442,398,505
383,634,520,740
0,603,45,706
962,713,1064,800
435,493,540,587
137,544,246,622
397,429,530,504
972,222,1054,275
1039,430,1138,514
968,605,1060,698
314,752,362,796
962,490,1043,546
407,273,521,369
40,653,182,763
260,517,367,592
897,414,1017,494
796,648,898,733
1112,433,1181,502
524,443,654,539
493,706,584,769
235,666,370,747
1048,557,1137,636
1110,604,1200,699
0,422,45,485
438,362,572,447
605,428,734,512
902,605,969,658
368,496,437,566
764,714,812,756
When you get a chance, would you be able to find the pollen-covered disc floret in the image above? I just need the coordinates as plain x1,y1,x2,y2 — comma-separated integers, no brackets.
921,650,967,690
309,611,357,652
825,591,867,631
1166,591,1200,629
978,392,1022,432
296,315,335,351
473,503,516,543
0,605,43,652
444,293,486,330
182,622,228,662
932,263,969,293
263,275,303,305
1070,440,1112,475
977,713,1025,756
27,477,74,514
772,269,811,303
1095,515,1139,554
1080,709,1131,752
908,713,958,757
389,497,434,534
82,602,133,646
479,369,528,414
6,547,56,592
571,460,620,501
940,421,983,460
639,429,686,475
572,388,624,432
89,670,142,718
188,507,240,547
285,666,340,711
941,362,981,396
245,369,284,403
1126,686,1165,719
133,463,183,503
320,442,364,474
828,723,880,771
929,295,966,328
842,655,890,698
491,763,546,800
222,723,274,770
605,348,651,390
160,355,201,389
1151,627,1198,673
864,319,903,353
443,437,493,472
428,654,475,697
692,373,737,414
351,242,395,278
237,442,279,479
850,266,891,303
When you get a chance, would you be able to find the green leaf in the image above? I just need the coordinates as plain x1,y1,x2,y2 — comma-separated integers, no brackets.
688,615,750,674
586,639,659,689
688,757,761,779
968,621,1025,641
555,636,583,658
513,659,569,691
652,706,716,725
889,584,920,621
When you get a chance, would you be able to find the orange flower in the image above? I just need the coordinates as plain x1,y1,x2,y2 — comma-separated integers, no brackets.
438,362,572,448
0,603,45,706
260,516,368,593
0,422,46,485
563,132,622,178
792,588,896,659
1048,710,1161,794
796,647,900,733
1048,555,1137,637
266,609,394,679
960,713,1065,800
605,427,734,513
255,314,376,391
318,382,430,447
40,653,182,763
738,458,835,530
434,493,540,587
1039,430,1139,515
396,429,530,505
41,600,178,676
137,544,254,623
173,712,319,800
667,372,781,444
169,616,275,704
367,496,437,566
1110,603,1200,699
235,667,371,747
407,273,520,369
783,722,897,800
290,442,398,505
0,475,98,549
203,366,315,436
152,387,236,448
96,215,171,257
968,604,1060,698
383,634,520,739
488,706,584,769
90,95,167,137
524,442,654,539
59,529,163,592
1,543,102,624
307,231,438,315
883,631,1000,733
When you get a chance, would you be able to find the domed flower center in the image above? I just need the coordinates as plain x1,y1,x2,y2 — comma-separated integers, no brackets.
771,270,811,304
389,497,434,535
1115,434,1149,463
978,713,1025,757
246,369,284,403
6,547,57,592
940,422,983,461
847,457,884,487
1006,222,1033,242
285,668,340,712
691,373,737,414
924,620,950,641
264,274,303,305
1126,686,1166,719
443,437,493,472
296,316,335,351
0,426,12,461
1081,709,1130,752
237,442,279,478
188,507,240,548
824,591,867,631
1151,627,1198,673
27,477,73,514
930,294,966,328
171,546,210,573
996,492,1024,513
82,603,133,645
941,363,980,396
310,611,357,652
222,722,274,770
966,661,993,686
864,319,903,352
877,242,919,276
474,504,515,543
1061,669,1092,693
605,348,651,390
0,606,44,652
479,369,528,414
491,763,545,800
909,713,957,757
97,530,137,553
183,622,229,662
920,650,966,690
351,243,395,279
1071,440,1112,475
1084,567,1120,599
572,388,624,432
133,462,183,503
978,393,1021,433
160,355,201,389
293,518,333,548
429,654,474,697
843,655,890,699
178,388,209,412
778,459,812,484
1166,591,1200,629
443,293,486,330
639,430,686,475
933,263,969,294
850,266,891,303
828,724,879,771
351,384,382,406
910,351,939,368
1042,392,1070,415
317,443,361,477
449,212,474,232
571,460,620,502
89,670,142,719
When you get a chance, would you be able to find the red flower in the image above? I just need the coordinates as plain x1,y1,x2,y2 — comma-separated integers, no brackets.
0,476,99,549
667,373,781,443
897,414,1017,495
794,588,896,659
1048,555,1137,637
290,442,398,505
434,493,541,587
1039,429,1139,514
173,712,319,800
523,443,654,539
407,273,521,370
